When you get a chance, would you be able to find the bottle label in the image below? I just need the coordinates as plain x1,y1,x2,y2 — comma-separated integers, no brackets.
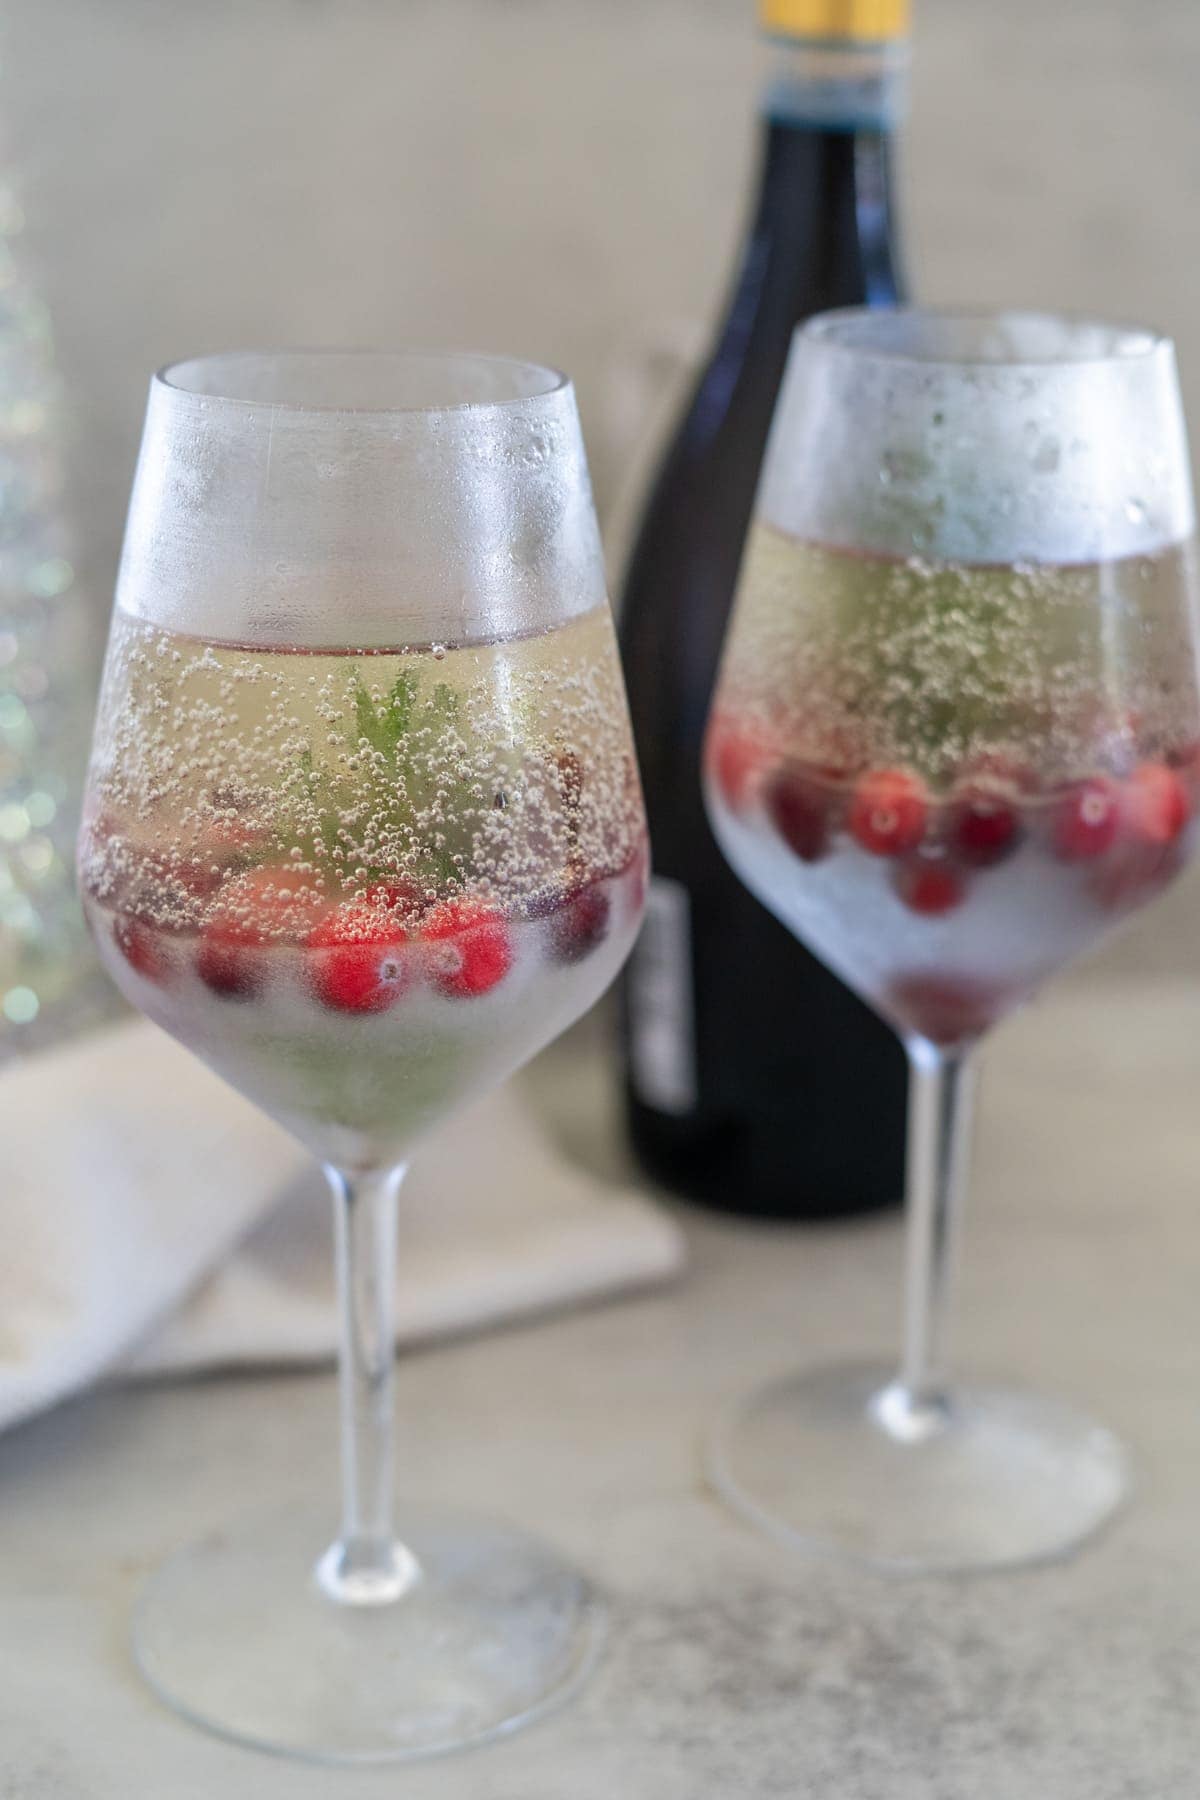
760,0,909,43
627,876,698,1116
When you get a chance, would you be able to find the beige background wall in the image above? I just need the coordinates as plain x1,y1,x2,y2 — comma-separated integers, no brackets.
5,0,1200,974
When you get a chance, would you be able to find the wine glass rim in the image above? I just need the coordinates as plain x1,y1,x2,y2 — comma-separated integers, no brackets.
800,306,1172,370
153,348,571,417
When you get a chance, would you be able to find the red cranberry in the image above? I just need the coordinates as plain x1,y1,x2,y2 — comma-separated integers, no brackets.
848,768,928,858
1051,778,1121,861
306,903,412,1014
893,855,967,916
547,879,612,964
764,763,834,863
422,901,513,999
705,717,770,813
949,785,1022,868
1123,761,1190,847
114,916,172,985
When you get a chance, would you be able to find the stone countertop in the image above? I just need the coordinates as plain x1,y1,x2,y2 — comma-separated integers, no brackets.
3,979,1200,1798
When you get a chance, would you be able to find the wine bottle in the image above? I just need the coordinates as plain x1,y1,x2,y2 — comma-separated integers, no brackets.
618,0,911,1218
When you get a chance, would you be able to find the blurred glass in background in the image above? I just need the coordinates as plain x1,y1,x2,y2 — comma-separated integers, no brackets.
0,82,110,1058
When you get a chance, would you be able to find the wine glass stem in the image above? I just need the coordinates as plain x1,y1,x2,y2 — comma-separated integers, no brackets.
317,1161,418,1605
895,1040,977,1422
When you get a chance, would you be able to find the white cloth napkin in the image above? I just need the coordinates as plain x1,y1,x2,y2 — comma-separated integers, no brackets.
0,1020,685,1432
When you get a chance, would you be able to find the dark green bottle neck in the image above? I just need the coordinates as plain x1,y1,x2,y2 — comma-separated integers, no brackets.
756,33,907,308
751,110,904,313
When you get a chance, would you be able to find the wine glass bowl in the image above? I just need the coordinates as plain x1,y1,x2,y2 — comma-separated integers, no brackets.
703,309,1200,1571
80,351,646,1175
78,350,647,1759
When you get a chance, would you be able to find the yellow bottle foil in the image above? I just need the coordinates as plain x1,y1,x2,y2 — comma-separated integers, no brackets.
760,0,910,42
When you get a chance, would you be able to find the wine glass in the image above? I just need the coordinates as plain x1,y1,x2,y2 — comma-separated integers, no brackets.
703,308,1200,1573
77,351,649,1760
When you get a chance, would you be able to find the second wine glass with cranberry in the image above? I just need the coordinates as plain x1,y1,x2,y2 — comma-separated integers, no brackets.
704,308,1200,1572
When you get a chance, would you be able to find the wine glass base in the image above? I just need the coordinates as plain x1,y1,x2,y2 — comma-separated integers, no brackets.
707,1361,1131,1575
132,1503,603,1764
